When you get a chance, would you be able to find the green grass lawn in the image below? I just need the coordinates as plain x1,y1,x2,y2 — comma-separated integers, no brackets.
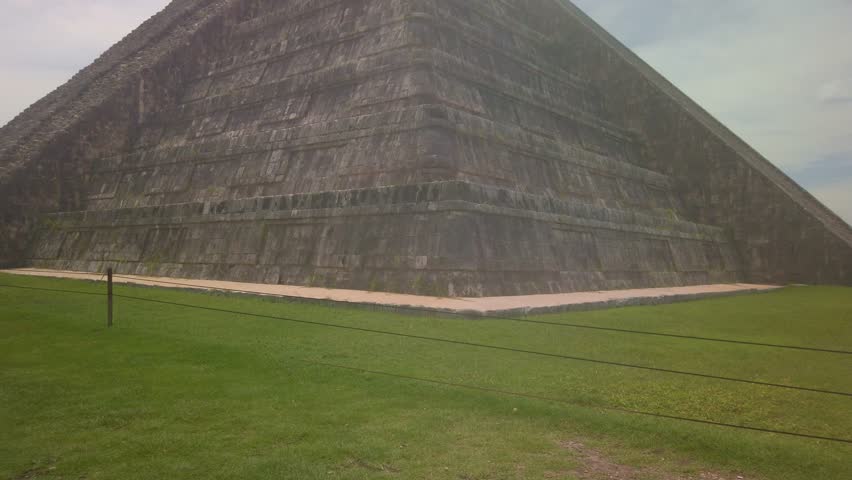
1,273,850,479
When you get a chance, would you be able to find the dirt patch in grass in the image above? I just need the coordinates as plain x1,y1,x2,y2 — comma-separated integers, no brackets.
556,441,749,480
342,457,401,474
12,458,58,480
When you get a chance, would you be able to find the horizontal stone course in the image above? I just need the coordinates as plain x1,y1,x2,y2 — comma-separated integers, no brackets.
42,180,725,239
81,99,674,215
31,182,740,296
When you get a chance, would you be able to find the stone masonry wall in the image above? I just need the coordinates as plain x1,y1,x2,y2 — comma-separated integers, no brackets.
9,0,835,294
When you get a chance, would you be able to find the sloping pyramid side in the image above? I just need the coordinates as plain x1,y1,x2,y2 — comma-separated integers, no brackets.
549,0,851,285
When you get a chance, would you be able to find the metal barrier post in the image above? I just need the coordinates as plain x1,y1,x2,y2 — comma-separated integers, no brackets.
107,268,113,328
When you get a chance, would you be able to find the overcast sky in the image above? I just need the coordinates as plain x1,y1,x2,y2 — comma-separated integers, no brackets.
1,0,849,224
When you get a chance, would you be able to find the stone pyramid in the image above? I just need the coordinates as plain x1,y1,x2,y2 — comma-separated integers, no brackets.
1,0,849,296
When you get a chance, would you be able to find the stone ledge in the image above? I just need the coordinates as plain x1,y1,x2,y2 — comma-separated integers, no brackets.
0,268,778,316
93,102,663,190
42,181,728,241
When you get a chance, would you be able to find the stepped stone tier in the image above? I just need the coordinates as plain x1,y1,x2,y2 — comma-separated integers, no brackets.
1,0,850,296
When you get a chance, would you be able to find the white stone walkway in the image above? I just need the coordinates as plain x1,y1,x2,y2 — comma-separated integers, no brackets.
1,268,779,315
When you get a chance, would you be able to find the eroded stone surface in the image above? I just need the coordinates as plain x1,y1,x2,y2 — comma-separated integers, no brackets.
1,0,849,294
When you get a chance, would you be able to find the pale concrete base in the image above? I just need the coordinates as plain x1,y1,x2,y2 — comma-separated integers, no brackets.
2,268,781,316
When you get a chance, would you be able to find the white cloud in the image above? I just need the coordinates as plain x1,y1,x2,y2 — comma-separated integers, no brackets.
818,77,852,104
